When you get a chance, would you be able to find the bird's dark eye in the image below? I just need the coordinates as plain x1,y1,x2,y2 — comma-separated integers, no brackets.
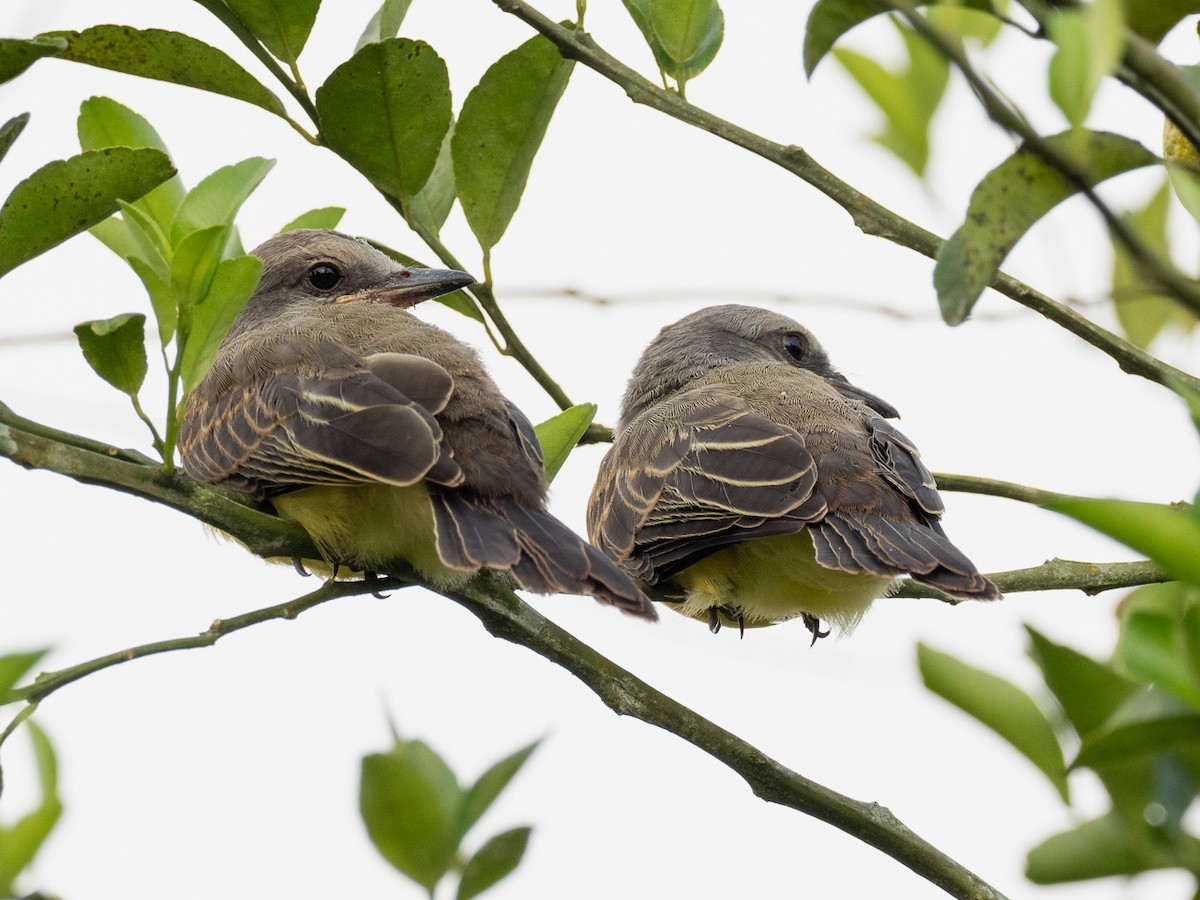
782,333,806,363
307,263,342,291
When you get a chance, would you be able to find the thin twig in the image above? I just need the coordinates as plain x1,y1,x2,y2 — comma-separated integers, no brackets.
893,557,1166,600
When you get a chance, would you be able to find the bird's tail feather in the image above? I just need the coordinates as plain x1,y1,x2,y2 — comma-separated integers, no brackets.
811,513,1000,600
431,492,656,619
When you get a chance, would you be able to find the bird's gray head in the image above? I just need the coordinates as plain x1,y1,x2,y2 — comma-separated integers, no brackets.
224,229,475,342
619,304,898,426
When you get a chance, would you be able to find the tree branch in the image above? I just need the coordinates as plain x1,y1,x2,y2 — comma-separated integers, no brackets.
893,557,1166,599
488,0,1200,395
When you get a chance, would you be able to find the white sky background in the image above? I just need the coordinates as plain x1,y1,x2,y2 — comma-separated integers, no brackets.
1,0,1199,898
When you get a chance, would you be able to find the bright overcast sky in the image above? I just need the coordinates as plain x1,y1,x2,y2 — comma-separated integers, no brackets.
2,1,1199,898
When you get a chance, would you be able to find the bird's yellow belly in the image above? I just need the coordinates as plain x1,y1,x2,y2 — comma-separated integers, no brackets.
271,483,468,586
667,531,896,633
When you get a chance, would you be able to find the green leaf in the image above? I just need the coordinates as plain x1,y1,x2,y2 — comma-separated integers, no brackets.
357,0,416,50
1115,582,1200,705
0,723,62,895
1047,497,1200,587
316,38,452,203
934,130,1156,324
129,254,177,346
803,0,998,76
918,643,1069,800
453,31,574,253
0,147,176,280
1112,179,1194,348
533,405,596,483
221,0,320,65
172,225,230,335
620,0,676,74
1047,0,1124,128
171,156,275,249
458,740,539,841
833,21,949,176
1026,626,1138,738
44,26,286,117
649,0,724,84
280,206,346,233
1126,0,1200,44
360,739,463,891
456,827,531,900
74,313,149,397
0,36,66,85
410,119,457,235
1073,691,1200,769
1026,812,1152,883
0,650,48,705
78,96,185,237
180,254,262,394
0,113,30,166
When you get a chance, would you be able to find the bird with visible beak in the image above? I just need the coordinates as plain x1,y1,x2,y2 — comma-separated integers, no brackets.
180,229,654,620
588,305,998,640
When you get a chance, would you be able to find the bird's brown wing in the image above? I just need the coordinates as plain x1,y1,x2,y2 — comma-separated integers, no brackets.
179,344,464,498
806,414,1000,599
587,388,826,582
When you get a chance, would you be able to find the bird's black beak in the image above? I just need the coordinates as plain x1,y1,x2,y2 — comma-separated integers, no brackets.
337,267,476,308
828,372,901,418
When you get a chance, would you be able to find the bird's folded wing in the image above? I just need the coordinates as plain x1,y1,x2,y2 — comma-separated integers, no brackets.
588,389,825,582
180,349,464,496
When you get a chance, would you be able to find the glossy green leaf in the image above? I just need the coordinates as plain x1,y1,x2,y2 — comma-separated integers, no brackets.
1048,497,1200,587
74,313,149,397
0,147,176,280
0,723,62,895
1112,180,1194,348
0,114,29,166
0,36,66,85
356,0,415,49
410,119,457,235
180,254,262,394
171,156,275,249
833,21,949,176
456,827,531,900
620,0,676,74
458,740,539,840
1126,0,1200,44
221,0,320,65
927,1,1006,45
1047,0,1124,128
803,0,997,75
360,740,463,891
533,405,596,483
649,0,724,84
78,96,185,237
1026,626,1138,738
935,130,1155,324
280,206,346,233
317,38,451,203
918,643,1068,800
44,26,285,116
453,32,574,253
1026,813,1149,883
0,649,48,705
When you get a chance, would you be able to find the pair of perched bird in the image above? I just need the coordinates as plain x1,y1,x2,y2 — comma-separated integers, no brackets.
179,230,998,639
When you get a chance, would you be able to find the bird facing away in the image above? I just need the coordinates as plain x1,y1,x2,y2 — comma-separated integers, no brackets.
179,229,654,620
587,305,998,639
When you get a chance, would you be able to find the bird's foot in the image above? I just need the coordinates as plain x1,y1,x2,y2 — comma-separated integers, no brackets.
707,607,722,634
292,558,311,577
708,605,745,638
802,613,830,646
364,572,391,599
